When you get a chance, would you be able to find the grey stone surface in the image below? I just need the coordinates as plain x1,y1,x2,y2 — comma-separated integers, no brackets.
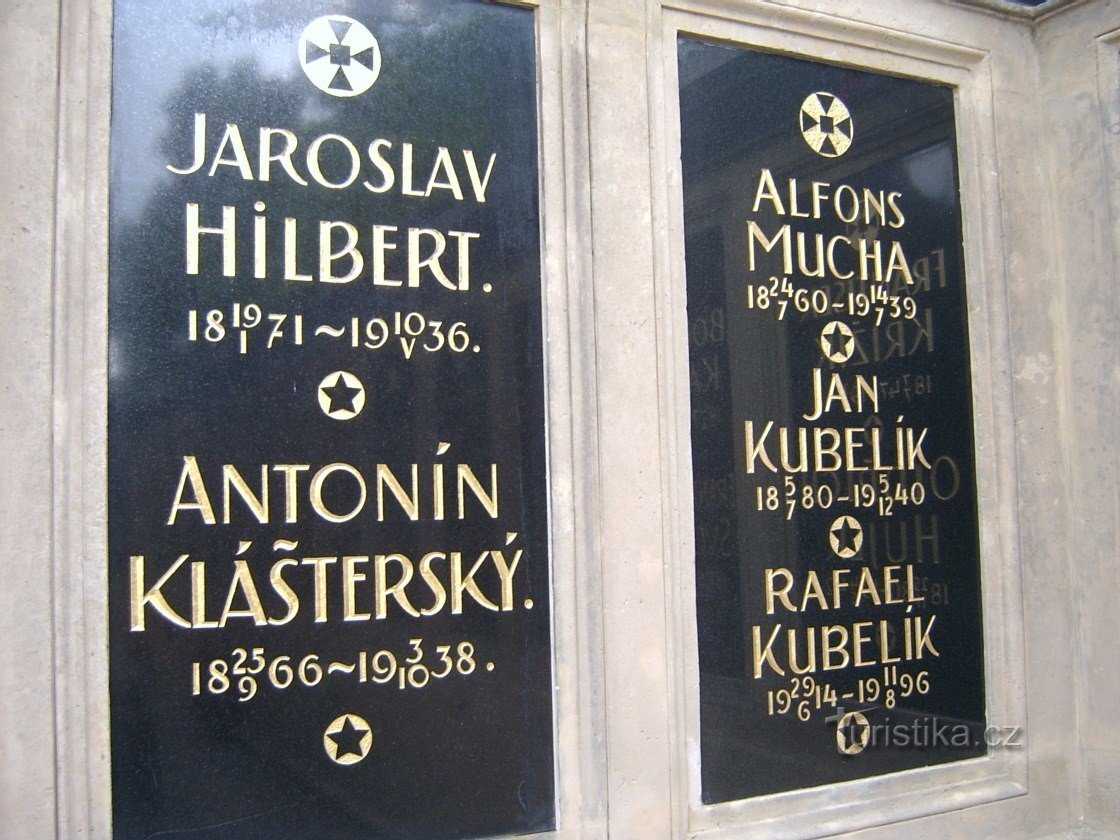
0,0,61,837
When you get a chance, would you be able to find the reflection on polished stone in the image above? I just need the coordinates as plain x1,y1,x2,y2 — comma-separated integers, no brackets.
678,37,987,803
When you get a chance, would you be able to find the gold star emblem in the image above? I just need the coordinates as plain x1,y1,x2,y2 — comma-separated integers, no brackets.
836,710,870,755
324,713,373,765
820,321,855,363
318,370,366,420
829,515,864,559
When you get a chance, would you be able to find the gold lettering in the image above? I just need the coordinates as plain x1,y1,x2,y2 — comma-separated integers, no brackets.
130,554,191,631
169,456,216,525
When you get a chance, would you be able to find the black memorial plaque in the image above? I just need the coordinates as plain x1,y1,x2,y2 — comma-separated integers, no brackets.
108,2,553,837
678,38,987,802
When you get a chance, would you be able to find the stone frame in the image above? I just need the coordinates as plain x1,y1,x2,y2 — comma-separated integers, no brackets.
48,0,607,836
652,3,1028,837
